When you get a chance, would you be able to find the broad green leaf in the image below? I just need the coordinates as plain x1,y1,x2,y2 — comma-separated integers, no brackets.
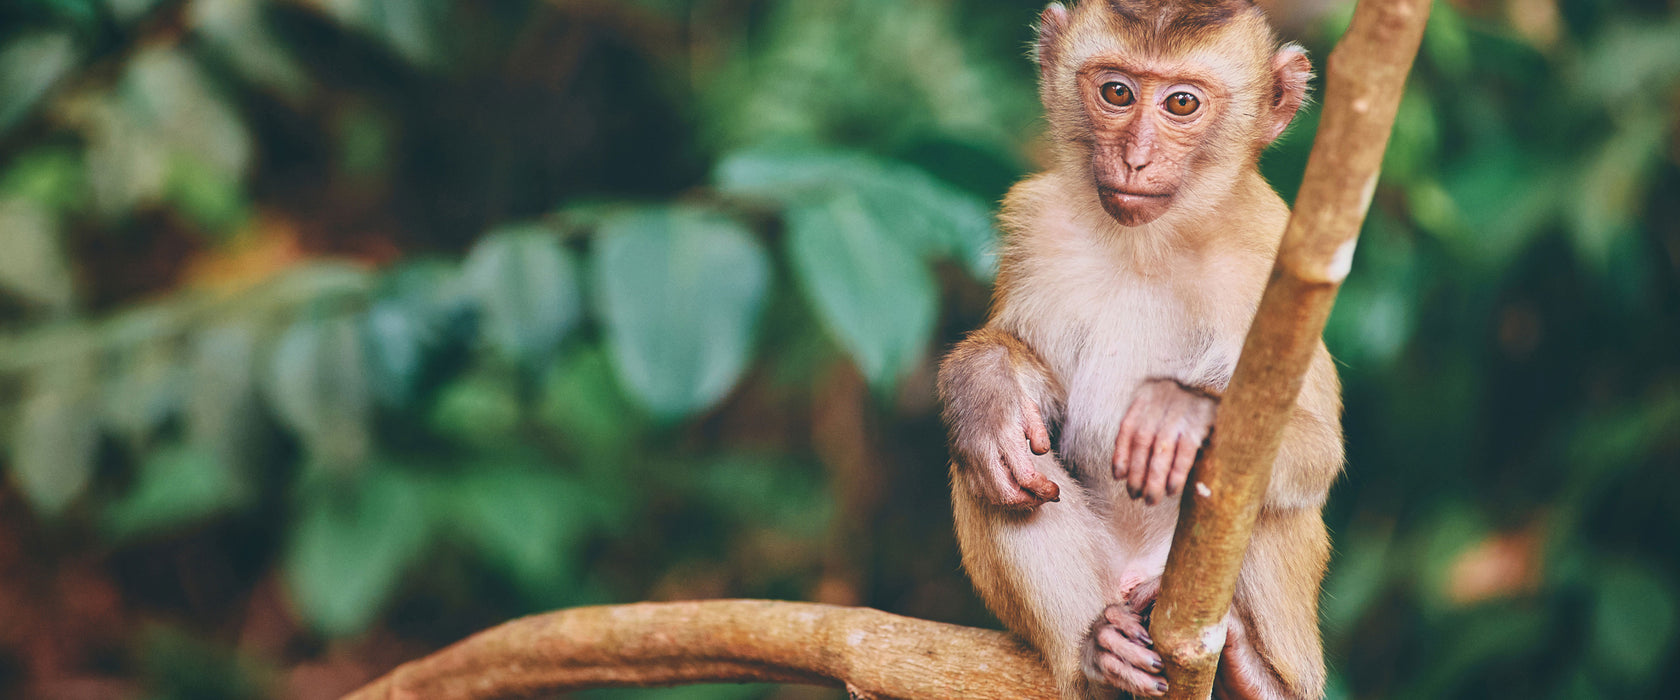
8,357,100,516
283,469,429,637
785,189,937,389
0,198,74,310
593,207,771,418
446,468,586,593
1590,562,1678,680
104,444,248,541
716,148,997,278
0,32,78,135
462,225,582,366
266,315,372,474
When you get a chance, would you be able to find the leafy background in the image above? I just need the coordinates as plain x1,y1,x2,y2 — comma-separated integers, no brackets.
0,0,1676,698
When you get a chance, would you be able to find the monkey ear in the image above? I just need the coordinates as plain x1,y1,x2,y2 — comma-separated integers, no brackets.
1265,44,1313,145
1035,3,1072,80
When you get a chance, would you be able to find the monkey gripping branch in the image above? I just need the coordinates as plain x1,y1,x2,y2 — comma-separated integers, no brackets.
342,0,1429,697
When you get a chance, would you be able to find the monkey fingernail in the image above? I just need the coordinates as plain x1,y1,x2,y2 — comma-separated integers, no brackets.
1151,658,1162,672
1156,681,1168,693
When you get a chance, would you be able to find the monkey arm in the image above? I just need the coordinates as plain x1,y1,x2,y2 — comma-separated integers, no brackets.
1262,343,1345,513
937,327,1067,508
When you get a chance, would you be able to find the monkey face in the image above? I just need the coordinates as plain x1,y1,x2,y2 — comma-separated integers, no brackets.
1077,64,1224,227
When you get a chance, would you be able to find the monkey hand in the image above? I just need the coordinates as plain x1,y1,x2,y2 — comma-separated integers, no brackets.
1082,586,1167,697
1113,379,1217,505
953,398,1062,509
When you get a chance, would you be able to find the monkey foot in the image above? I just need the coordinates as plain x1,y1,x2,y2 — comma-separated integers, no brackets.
1082,603,1166,697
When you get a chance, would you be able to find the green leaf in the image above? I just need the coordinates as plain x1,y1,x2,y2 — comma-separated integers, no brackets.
8,357,100,516
537,346,643,465
0,32,78,135
101,337,182,444
189,0,312,102
785,189,937,389
1568,113,1666,271
446,468,586,593
266,314,372,474
715,148,997,278
462,225,582,367
165,153,249,235
0,196,73,308
0,147,87,212
186,323,263,476
428,371,522,447
104,444,247,541
1590,561,1678,681
311,0,449,67
0,198,74,310
283,469,429,637
592,207,771,418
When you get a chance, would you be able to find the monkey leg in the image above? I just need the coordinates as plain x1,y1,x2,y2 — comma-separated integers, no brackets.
1217,507,1331,700
951,456,1125,700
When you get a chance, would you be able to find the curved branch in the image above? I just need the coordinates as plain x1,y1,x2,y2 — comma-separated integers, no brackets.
1149,0,1432,697
342,600,1057,700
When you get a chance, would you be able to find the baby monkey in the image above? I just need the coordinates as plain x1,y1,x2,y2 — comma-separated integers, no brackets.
938,2,1342,699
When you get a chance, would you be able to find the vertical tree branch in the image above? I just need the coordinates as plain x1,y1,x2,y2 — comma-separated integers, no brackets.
1148,0,1431,697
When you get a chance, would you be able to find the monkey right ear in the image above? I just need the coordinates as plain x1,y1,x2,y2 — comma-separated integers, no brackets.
1035,3,1071,79
1264,44,1313,145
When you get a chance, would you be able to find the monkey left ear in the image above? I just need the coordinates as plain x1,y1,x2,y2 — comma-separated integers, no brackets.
1265,45,1313,145
1035,3,1071,82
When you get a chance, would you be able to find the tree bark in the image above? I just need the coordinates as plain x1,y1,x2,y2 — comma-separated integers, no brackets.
342,600,1057,700
1147,0,1431,698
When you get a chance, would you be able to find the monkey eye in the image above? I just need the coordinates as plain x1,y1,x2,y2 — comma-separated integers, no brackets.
1164,92,1201,116
1100,82,1135,107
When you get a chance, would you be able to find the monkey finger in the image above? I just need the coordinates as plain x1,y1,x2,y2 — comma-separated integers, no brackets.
1004,448,1061,503
1142,432,1180,505
1096,625,1163,673
1123,402,1170,497
1166,433,1200,498
1096,654,1167,697
1022,399,1052,456
976,455,1039,509
1102,604,1153,645
1112,413,1139,480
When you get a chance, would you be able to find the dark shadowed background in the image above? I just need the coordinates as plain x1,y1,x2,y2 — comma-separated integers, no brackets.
0,0,1677,698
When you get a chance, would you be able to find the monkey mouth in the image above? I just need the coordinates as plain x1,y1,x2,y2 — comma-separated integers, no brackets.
1099,187,1172,202
1097,187,1173,226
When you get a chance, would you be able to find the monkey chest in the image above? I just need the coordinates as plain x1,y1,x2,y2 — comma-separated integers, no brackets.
1005,274,1237,475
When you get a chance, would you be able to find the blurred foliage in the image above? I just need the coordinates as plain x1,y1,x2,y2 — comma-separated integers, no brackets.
0,0,1676,698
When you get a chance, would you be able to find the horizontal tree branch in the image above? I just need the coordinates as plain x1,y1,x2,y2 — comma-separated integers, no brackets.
342,600,1057,700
